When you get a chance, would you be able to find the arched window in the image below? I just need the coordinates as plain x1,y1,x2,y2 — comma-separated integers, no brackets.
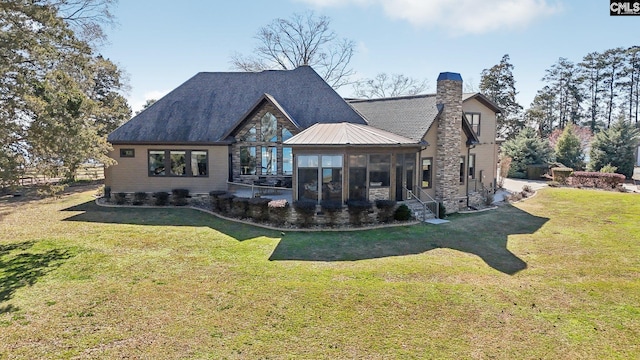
261,112,278,142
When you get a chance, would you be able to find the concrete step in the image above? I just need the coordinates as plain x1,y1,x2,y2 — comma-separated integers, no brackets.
400,199,436,222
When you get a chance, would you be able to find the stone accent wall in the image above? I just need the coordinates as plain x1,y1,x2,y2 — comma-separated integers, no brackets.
435,73,463,214
368,187,390,201
230,103,298,185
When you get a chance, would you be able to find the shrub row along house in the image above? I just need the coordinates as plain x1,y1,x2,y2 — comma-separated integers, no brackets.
106,66,500,214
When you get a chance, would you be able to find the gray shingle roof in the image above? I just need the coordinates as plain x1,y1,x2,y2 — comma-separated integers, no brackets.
284,122,419,146
108,66,367,144
347,95,440,142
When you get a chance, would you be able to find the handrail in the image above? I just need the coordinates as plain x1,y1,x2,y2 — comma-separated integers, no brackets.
227,181,292,198
405,186,439,220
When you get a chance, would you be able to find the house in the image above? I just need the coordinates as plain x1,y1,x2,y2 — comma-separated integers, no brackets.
106,66,500,214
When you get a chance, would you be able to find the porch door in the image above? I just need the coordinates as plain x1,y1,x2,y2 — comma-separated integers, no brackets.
395,155,415,201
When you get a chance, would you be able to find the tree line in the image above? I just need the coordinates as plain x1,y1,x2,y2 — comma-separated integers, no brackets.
1,0,130,188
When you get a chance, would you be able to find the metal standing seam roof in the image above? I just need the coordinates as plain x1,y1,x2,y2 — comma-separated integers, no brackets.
347,95,440,142
284,122,420,146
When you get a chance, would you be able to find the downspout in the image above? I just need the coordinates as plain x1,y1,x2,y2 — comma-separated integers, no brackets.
465,142,477,209
466,145,471,209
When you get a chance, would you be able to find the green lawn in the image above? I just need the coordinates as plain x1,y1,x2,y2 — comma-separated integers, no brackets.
1,186,638,359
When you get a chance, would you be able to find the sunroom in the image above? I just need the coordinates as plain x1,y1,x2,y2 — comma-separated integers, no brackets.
284,123,422,203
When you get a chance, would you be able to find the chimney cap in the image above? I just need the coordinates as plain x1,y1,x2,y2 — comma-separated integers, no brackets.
437,72,462,82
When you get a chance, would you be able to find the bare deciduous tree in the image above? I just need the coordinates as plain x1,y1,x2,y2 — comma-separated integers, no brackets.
352,73,428,99
54,0,118,44
231,12,355,89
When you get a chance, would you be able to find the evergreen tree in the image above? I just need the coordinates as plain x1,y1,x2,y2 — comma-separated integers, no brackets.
579,51,606,132
0,0,128,185
601,48,626,128
542,57,583,129
526,86,556,137
588,119,640,178
479,54,523,139
554,124,585,170
501,128,554,177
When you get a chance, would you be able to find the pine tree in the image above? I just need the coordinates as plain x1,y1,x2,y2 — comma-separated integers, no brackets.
554,124,585,170
588,119,640,178
479,54,523,139
501,128,554,177
542,57,583,129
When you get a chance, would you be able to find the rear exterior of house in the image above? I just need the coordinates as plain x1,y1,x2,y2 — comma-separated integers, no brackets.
106,66,501,214
349,73,501,212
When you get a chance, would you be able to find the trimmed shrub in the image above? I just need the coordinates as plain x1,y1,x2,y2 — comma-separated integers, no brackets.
171,188,190,206
217,193,236,214
153,191,169,206
375,199,397,223
346,199,372,226
394,204,412,221
570,171,626,189
551,167,573,184
209,190,227,212
104,186,111,200
526,164,548,180
509,171,527,179
248,197,271,222
293,200,317,228
599,164,618,173
522,185,533,193
132,192,148,205
268,199,289,225
320,200,343,226
114,192,127,205
231,197,250,218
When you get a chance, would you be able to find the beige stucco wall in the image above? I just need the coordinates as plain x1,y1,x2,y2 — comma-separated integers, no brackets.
418,97,499,203
463,98,499,192
105,144,229,194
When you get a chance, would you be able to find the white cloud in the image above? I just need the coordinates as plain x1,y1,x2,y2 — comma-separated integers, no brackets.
130,89,169,114
297,0,562,35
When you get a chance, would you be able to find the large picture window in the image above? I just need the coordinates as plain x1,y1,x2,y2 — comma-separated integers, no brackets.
191,151,208,176
170,151,186,176
148,150,208,177
261,112,278,142
234,111,296,178
262,146,277,175
282,147,293,175
421,157,433,188
149,150,165,176
240,146,257,175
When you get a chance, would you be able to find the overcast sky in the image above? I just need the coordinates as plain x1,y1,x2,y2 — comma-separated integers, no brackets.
102,0,639,113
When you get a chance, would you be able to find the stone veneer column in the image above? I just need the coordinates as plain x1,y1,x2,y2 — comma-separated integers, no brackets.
435,72,463,214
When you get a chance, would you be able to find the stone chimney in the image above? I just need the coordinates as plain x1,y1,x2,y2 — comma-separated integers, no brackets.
435,72,463,214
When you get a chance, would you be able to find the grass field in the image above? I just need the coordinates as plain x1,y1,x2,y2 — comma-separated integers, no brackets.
0,186,638,359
